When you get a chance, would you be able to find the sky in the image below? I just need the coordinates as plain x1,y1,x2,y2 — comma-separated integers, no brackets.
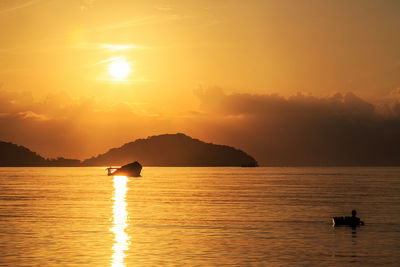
0,0,400,164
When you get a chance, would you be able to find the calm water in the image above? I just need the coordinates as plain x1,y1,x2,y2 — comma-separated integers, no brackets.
1,167,400,266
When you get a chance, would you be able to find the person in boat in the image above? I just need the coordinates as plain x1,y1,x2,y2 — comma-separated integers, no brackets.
350,210,364,226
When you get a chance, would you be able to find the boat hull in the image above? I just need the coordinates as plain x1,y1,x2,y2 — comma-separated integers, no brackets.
332,216,364,227
107,161,142,177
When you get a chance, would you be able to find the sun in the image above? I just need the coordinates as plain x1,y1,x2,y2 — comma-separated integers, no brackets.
108,59,131,80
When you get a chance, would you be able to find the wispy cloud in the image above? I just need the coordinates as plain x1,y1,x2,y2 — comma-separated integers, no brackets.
80,0,96,12
154,5,172,12
93,14,189,32
0,0,42,14
74,42,149,51
90,56,124,67
17,111,49,121
0,42,148,57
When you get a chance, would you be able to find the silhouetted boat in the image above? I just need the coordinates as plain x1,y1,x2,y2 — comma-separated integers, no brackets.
332,216,364,227
241,161,258,167
106,161,142,177
332,210,364,227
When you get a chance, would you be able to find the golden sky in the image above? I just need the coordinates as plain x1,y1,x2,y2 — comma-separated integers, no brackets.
1,0,400,163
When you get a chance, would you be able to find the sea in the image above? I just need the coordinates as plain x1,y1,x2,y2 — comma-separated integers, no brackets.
0,167,400,266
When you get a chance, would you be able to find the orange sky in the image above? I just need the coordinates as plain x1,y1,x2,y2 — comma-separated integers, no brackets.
0,0,400,162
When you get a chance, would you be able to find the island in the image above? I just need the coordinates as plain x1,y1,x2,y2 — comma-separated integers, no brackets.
0,141,80,167
82,133,258,167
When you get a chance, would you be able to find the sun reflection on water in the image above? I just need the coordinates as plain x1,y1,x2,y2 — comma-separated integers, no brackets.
111,176,130,267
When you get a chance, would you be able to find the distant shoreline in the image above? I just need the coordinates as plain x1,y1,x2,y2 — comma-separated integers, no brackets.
3,133,400,168
1,165,400,168
1,133,258,168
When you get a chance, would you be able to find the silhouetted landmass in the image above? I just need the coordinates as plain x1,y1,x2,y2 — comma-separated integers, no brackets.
82,133,258,166
0,141,80,167
0,134,257,167
0,141,46,166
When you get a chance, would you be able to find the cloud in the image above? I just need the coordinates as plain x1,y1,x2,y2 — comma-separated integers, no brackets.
93,14,189,32
80,0,96,12
195,87,376,117
74,42,148,51
192,88,400,166
2,87,400,165
16,111,49,121
154,5,172,12
0,90,176,159
390,88,400,96
0,0,41,14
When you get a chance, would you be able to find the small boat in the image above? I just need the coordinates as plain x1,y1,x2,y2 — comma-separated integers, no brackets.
106,161,142,177
332,216,364,227
241,161,258,167
332,210,364,227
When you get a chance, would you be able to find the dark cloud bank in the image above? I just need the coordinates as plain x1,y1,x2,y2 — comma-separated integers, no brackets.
2,88,400,166
194,88,400,166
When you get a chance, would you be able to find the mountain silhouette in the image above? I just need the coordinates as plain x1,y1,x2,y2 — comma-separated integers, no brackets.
0,141,80,167
82,133,258,166
0,141,46,166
